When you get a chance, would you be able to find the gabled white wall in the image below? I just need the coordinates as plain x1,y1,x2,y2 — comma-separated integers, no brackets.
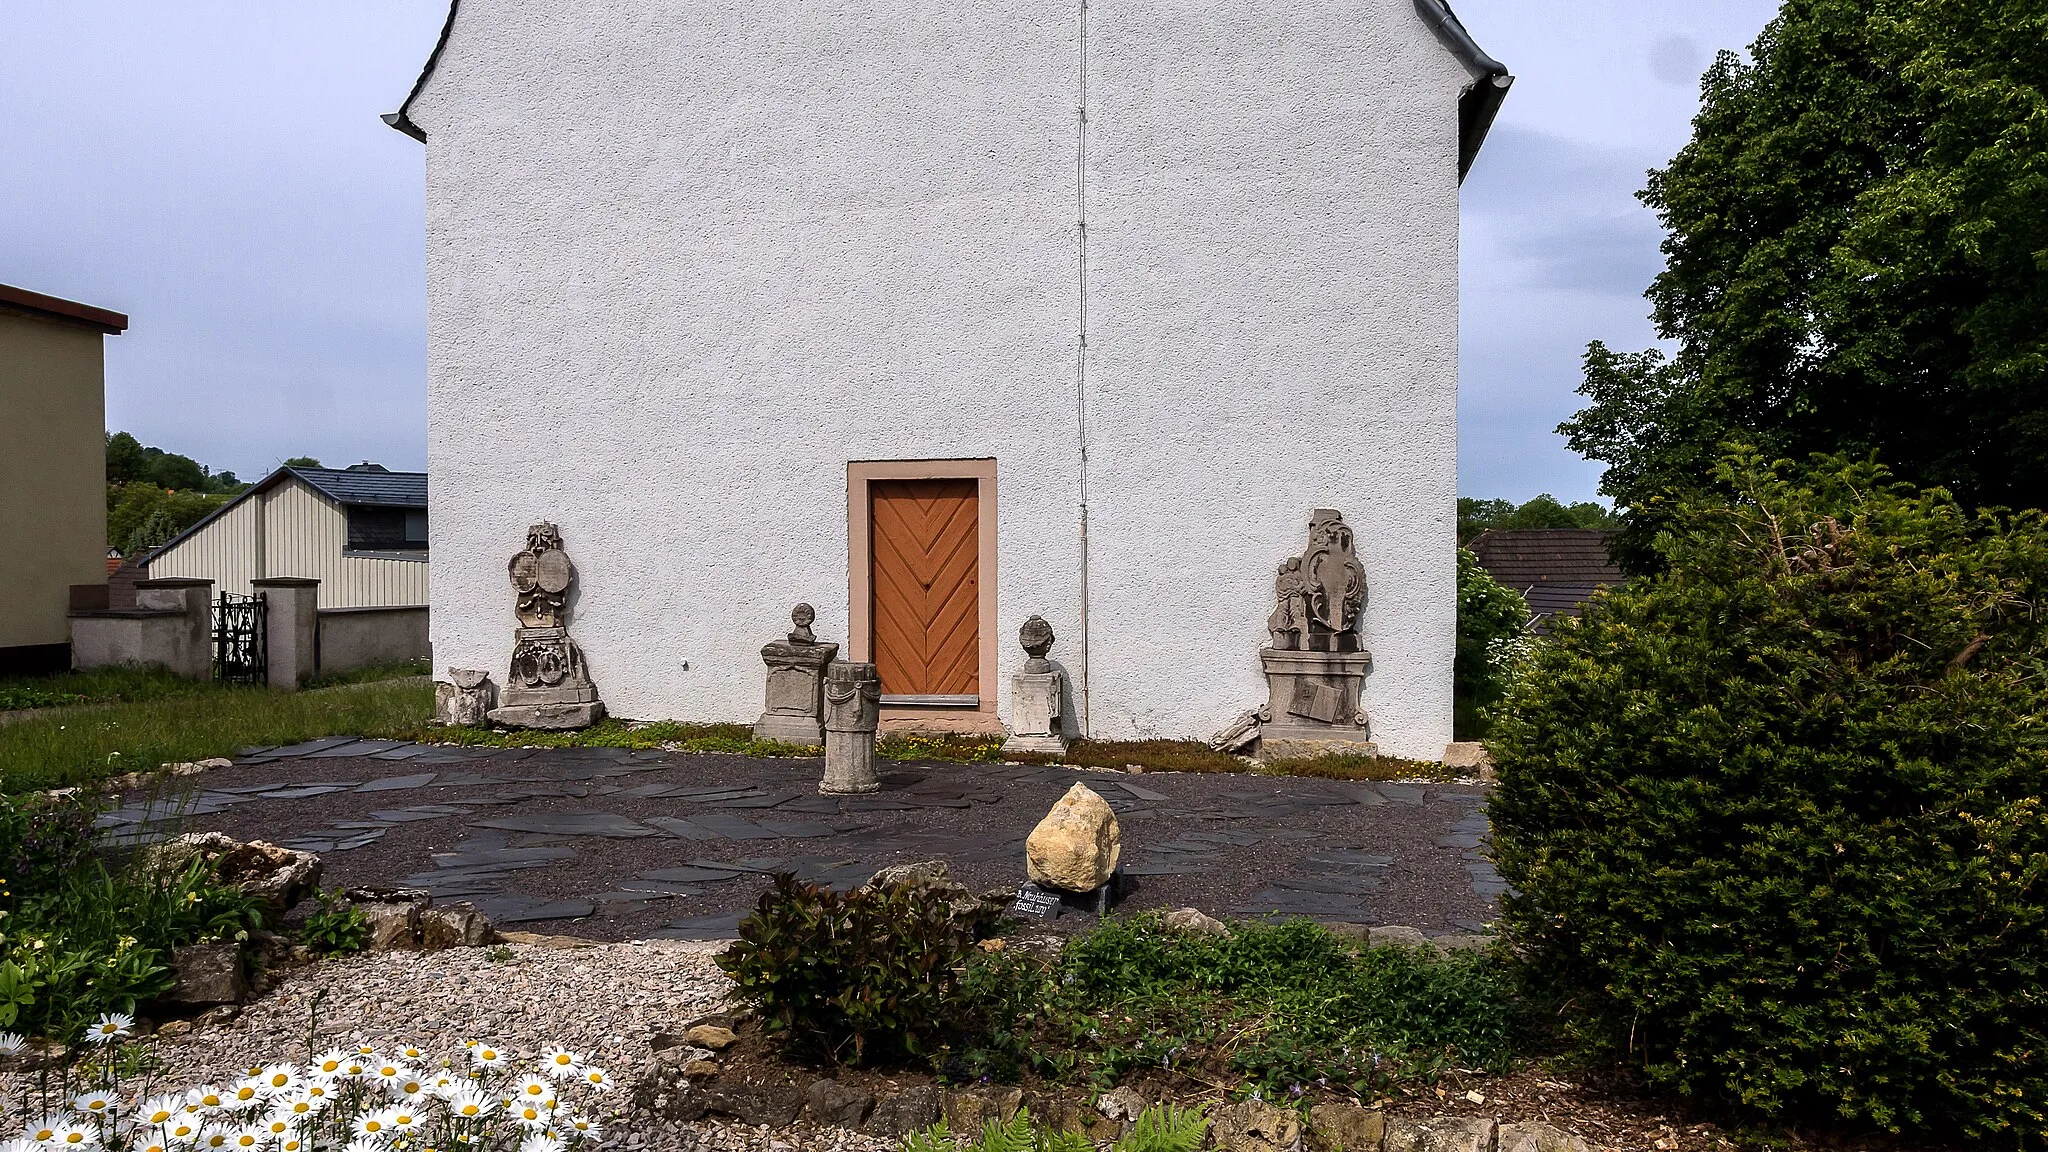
409,0,1467,758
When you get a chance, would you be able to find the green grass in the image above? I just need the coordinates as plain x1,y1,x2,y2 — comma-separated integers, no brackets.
303,658,432,690
0,665,218,712
0,678,434,795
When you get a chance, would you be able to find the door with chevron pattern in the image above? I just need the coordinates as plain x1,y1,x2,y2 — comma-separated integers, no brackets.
869,478,981,701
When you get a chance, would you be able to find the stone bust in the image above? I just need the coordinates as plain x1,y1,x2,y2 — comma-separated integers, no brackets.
789,603,818,645
1019,614,1056,674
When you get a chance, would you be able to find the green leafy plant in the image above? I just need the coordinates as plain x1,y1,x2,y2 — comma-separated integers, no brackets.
901,1105,1208,1152
1454,546,1532,739
718,872,979,1066
1489,451,2048,1141
298,887,370,955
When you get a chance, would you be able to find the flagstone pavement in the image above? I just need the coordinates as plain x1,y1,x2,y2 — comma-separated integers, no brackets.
101,738,1505,942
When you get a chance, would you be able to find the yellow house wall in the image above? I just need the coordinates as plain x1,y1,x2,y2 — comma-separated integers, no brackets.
0,311,107,649
148,476,427,608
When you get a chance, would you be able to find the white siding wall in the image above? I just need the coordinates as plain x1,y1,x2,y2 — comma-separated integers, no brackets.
410,0,1467,758
148,478,429,609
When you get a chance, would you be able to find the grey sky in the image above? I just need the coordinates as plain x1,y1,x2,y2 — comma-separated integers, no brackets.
3,1,1782,500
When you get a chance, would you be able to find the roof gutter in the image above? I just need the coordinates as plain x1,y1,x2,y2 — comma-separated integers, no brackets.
1413,0,1513,181
382,0,460,142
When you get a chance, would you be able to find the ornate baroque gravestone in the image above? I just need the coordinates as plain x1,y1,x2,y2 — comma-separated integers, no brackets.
820,660,881,794
1001,614,1068,755
754,604,839,745
486,523,606,730
1257,509,1375,760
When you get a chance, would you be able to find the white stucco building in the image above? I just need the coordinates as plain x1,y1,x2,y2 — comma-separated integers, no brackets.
388,0,1508,760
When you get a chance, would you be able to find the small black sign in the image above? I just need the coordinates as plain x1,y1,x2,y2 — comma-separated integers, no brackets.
1010,882,1064,921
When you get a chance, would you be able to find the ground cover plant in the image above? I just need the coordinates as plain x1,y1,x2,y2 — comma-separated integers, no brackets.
903,1103,1209,1152
0,678,433,796
1488,452,2048,1143
5,1021,615,1152
0,792,264,1041
0,666,217,714
722,883,1524,1101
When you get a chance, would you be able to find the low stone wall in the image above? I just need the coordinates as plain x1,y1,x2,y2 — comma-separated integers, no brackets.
69,578,213,679
318,605,429,673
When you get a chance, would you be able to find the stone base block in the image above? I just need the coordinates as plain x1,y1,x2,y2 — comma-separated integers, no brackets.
753,715,824,745
489,700,605,730
1258,732,1379,763
1001,733,1069,755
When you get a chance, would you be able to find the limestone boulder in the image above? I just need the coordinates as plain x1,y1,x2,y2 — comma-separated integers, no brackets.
160,941,247,1007
1497,1122,1593,1152
1025,783,1121,893
1094,1085,1149,1123
362,903,423,951
1385,1116,1495,1152
942,1085,1023,1133
865,1086,941,1138
806,1080,876,1129
1163,907,1228,935
419,904,493,949
1210,1099,1303,1152
141,832,322,916
1308,1103,1386,1152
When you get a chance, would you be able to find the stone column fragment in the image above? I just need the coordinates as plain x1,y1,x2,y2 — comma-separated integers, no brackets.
820,660,881,794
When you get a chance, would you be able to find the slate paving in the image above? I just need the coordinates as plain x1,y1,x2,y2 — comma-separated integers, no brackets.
108,738,1506,941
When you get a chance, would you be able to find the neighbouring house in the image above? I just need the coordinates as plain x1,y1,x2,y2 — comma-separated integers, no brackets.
1467,529,1625,634
384,0,1510,760
141,464,432,671
0,283,126,675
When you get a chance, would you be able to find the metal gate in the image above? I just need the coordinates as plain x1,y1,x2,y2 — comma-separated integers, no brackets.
213,592,266,685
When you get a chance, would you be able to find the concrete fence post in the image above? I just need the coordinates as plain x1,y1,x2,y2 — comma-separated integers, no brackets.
253,578,320,691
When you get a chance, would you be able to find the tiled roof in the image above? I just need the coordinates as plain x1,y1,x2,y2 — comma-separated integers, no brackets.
286,466,427,508
1469,529,1626,632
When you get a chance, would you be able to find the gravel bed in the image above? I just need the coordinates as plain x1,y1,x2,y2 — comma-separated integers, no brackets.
1,940,888,1152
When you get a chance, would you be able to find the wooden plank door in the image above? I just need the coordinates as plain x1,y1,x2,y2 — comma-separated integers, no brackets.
870,478,980,701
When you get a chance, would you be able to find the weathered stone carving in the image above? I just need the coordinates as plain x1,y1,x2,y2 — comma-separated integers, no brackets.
1003,615,1068,755
754,604,839,746
488,523,605,730
820,660,881,794
1256,509,1374,761
1266,509,1366,653
435,668,494,727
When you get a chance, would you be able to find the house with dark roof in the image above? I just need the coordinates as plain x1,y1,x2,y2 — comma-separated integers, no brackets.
143,463,428,607
1467,529,1625,633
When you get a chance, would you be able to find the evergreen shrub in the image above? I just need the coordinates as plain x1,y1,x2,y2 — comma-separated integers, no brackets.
1488,452,2048,1141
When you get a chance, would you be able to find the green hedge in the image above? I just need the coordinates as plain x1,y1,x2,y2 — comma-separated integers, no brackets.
1488,453,2048,1142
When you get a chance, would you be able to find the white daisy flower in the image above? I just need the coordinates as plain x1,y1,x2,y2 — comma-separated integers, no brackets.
164,1117,202,1144
561,1114,602,1142
518,1134,563,1152
511,1076,553,1102
188,1088,230,1114
221,1127,267,1152
444,1087,495,1121
133,1140,169,1152
225,1079,267,1108
273,1095,323,1123
277,1140,303,1152
393,1073,431,1102
469,1045,507,1070
256,1116,294,1140
353,1109,400,1141
340,1057,370,1079
256,1067,302,1097
47,1124,97,1149
84,1013,134,1045
577,1067,612,1093
368,1062,412,1090
70,1090,119,1116
538,1048,584,1081
385,1106,425,1135
24,1116,64,1144
426,1073,462,1099
309,1050,349,1077
342,1139,383,1152
507,1102,550,1130
198,1128,232,1151
300,1082,335,1103
395,1045,427,1062
136,1095,186,1127
0,1032,26,1054
354,1043,378,1058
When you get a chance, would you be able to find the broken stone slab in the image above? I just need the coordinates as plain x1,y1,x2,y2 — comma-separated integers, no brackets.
1497,1122,1593,1152
1025,782,1121,893
1384,1116,1495,1152
362,901,424,952
1308,1103,1386,1152
865,1086,941,1138
1367,925,1429,949
1094,1086,1149,1123
160,941,247,1007
418,903,494,949
139,832,322,917
1441,741,1492,773
941,1085,1023,1133
806,1080,876,1129
1211,1098,1304,1152
698,1081,806,1128
435,669,495,727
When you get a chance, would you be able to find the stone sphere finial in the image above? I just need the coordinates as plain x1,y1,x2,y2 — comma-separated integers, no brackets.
789,602,818,645
1019,614,1055,673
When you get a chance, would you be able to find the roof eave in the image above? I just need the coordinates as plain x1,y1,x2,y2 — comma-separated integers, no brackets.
1413,0,1513,181
383,0,460,143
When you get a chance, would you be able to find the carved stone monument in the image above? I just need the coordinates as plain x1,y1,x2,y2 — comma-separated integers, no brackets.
486,523,606,730
435,668,494,727
1002,615,1068,755
820,660,882,794
1257,509,1376,760
754,604,839,745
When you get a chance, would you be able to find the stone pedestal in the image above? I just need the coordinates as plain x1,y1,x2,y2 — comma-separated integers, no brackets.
435,669,494,727
488,626,605,729
754,605,838,745
253,577,319,690
1002,671,1067,755
821,660,881,794
1256,647,1375,761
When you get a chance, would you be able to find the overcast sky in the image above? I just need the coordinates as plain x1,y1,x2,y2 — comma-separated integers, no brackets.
2,1,1782,501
